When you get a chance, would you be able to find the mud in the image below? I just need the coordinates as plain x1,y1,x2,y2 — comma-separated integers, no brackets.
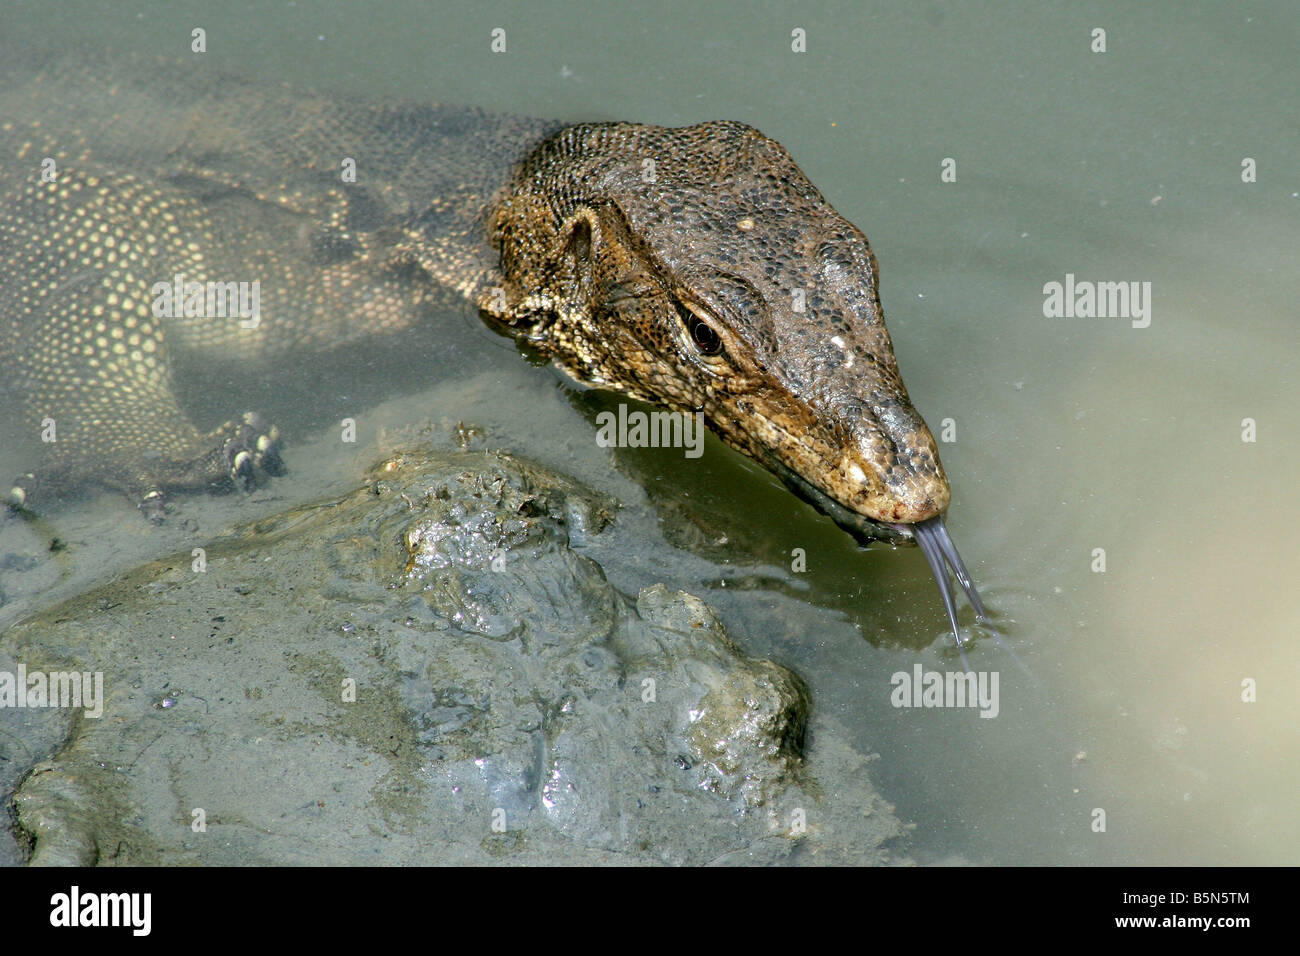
3,448,905,865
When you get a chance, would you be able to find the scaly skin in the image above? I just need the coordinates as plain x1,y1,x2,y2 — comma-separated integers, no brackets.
1,51,987,641
481,121,949,531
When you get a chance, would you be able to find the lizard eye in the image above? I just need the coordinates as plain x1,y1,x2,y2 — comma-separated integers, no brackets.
676,302,725,356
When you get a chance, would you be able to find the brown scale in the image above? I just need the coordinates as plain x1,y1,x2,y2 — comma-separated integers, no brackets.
483,120,950,526
1,48,990,646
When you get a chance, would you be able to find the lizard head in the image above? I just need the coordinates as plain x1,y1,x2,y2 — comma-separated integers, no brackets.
485,120,988,644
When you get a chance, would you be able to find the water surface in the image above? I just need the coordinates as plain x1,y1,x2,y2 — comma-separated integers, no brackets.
4,0,1295,865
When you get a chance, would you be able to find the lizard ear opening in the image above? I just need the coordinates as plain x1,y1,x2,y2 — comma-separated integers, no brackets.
567,213,593,265
557,206,603,301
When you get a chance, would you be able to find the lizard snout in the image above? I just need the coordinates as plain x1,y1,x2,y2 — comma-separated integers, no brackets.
835,399,950,524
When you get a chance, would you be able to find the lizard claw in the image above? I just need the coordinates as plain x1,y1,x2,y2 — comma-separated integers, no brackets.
254,423,285,476
6,475,36,514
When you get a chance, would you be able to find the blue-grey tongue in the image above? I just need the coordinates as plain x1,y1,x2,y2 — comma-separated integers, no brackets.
905,515,992,648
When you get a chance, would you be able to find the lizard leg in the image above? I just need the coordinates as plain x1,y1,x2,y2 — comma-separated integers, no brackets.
9,372,285,521
6,277,283,520
2,167,284,518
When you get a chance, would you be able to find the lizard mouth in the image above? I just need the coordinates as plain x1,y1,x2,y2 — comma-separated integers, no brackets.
766,457,909,544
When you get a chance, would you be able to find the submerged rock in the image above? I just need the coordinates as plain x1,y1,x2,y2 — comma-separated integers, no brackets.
3,448,903,864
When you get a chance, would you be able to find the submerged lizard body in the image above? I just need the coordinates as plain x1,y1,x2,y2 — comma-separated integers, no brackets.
0,51,989,645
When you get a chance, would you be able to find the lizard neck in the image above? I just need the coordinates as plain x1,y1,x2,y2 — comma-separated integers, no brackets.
393,110,567,307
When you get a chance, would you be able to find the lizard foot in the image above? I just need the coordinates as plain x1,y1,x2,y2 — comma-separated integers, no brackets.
220,412,284,491
8,413,286,519
137,489,169,523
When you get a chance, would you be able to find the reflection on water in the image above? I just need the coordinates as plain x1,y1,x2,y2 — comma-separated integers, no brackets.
3,0,1295,864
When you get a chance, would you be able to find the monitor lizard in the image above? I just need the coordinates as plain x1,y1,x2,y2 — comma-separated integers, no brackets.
0,49,992,646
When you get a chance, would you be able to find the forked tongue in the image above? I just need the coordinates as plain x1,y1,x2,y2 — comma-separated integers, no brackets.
894,516,1040,680
893,515,993,667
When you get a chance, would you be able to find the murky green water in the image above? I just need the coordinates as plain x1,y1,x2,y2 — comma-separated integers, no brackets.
3,0,1296,865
